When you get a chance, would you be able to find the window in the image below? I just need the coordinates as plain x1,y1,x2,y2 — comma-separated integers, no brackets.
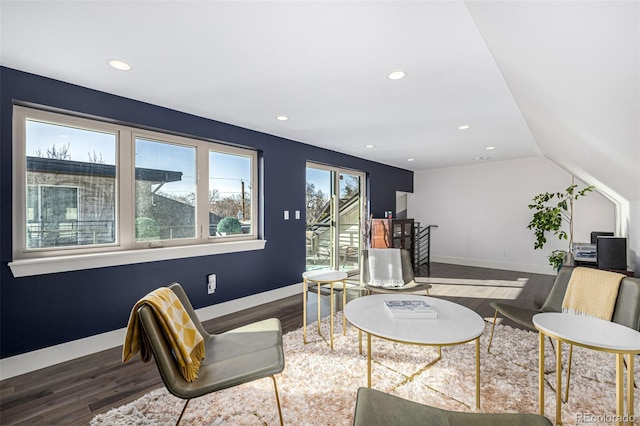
12,106,259,265
135,137,197,242
209,150,253,237
24,118,117,250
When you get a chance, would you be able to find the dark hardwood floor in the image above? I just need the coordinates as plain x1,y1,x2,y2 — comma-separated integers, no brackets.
0,263,554,425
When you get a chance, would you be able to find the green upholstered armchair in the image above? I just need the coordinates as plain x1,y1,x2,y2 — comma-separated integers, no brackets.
353,387,552,425
489,267,640,350
488,266,640,401
136,283,285,425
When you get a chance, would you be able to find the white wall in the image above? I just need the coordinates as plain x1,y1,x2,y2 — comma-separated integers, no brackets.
408,157,615,275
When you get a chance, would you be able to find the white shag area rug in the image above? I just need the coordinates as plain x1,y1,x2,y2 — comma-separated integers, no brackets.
92,314,640,425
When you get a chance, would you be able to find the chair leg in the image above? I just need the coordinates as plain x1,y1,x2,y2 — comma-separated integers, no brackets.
487,310,499,353
176,399,190,425
271,375,284,426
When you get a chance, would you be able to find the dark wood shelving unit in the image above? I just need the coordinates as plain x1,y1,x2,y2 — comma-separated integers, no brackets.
370,218,415,265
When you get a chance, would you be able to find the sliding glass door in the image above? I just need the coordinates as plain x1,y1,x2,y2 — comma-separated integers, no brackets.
305,163,365,274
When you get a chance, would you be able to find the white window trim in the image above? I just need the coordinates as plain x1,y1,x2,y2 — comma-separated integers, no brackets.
12,105,263,274
8,239,267,277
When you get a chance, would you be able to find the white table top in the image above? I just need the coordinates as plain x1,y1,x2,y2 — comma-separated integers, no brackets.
533,312,640,353
302,270,348,282
344,294,485,345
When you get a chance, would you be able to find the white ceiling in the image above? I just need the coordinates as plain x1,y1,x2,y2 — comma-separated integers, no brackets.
1,1,638,201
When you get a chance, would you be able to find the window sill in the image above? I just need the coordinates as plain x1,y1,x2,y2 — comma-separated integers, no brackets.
8,239,267,277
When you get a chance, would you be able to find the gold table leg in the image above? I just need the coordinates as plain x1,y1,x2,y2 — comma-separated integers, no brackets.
303,278,308,344
556,339,562,425
329,283,334,350
342,279,347,335
628,354,635,420
564,344,573,403
367,333,372,388
317,281,321,335
616,353,624,426
539,332,545,416
475,337,480,409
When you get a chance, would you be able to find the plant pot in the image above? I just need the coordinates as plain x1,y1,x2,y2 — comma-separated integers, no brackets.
563,251,575,267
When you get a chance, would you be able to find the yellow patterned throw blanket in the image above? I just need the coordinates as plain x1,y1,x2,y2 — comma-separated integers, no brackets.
122,287,205,382
561,267,624,320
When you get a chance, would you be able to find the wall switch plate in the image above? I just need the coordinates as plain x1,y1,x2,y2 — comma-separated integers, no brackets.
284,210,289,220
295,210,300,219
207,274,216,294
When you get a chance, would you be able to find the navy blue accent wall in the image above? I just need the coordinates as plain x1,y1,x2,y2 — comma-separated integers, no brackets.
0,67,413,358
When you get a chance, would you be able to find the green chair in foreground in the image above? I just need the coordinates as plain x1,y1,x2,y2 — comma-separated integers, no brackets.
136,283,285,425
353,387,552,425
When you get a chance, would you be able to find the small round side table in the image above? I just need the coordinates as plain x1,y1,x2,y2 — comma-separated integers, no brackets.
302,270,348,349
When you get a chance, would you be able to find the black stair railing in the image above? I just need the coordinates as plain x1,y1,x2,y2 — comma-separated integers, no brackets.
414,223,438,276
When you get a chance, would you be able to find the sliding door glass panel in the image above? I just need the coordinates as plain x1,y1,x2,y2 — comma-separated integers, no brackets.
337,172,361,272
305,167,334,271
306,164,365,274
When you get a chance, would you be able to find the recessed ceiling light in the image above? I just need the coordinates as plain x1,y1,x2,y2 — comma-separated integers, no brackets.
485,146,495,150
458,125,471,130
365,144,374,149
387,71,406,80
275,116,289,121
407,158,415,162
474,156,490,161
107,59,132,71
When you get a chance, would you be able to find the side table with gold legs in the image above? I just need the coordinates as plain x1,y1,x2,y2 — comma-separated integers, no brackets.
534,312,640,426
302,270,348,350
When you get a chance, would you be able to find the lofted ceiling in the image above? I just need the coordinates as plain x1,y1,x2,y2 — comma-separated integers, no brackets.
1,1,638,201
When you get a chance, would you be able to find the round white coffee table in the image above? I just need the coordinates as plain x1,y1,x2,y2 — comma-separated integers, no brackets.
533,312,640,425
344,294,485,409
302,270,349,349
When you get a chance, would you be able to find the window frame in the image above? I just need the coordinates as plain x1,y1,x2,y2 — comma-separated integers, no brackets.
27,183,82,249
10,105,263,277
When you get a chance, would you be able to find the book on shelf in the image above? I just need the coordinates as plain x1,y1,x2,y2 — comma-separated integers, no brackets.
384,300,438,319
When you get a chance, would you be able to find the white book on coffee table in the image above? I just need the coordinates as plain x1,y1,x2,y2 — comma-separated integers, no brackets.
384,300,438,319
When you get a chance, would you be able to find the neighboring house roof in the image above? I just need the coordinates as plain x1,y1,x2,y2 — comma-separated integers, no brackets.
311,193,359,230
26,156,183,183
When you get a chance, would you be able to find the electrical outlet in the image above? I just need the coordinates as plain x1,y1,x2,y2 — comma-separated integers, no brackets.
207,274,216,294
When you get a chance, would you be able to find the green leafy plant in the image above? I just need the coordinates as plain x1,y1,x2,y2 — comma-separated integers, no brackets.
527,179,594,269
217,216,242,235
547,250,567,271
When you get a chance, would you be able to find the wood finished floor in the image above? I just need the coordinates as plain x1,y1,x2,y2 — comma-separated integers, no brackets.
0,263,554,425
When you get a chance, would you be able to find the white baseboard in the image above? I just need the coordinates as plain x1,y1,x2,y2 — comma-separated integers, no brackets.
431,255,556,276
0,282,302,381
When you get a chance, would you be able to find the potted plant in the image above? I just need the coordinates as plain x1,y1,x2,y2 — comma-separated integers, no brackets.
527,178,594,270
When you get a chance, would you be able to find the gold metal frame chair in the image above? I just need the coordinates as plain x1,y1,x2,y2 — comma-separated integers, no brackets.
136,283,285,425
360,249,431,295
488,266,640,402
